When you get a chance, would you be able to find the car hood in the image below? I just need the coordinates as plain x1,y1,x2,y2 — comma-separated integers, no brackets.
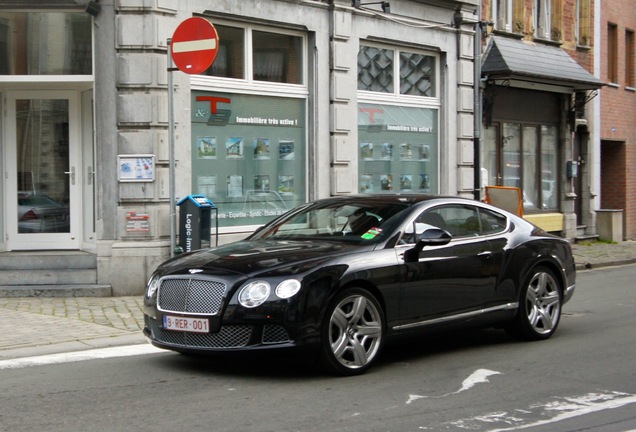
157,239,367,278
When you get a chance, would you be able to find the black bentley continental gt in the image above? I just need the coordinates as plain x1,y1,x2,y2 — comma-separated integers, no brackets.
143,194,576,375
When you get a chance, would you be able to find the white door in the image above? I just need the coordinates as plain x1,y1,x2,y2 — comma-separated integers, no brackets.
5,90,81,250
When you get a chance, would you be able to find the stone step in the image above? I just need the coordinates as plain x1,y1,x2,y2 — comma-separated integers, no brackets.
0,251,110,297
0,284,112,298
0,268,97,285
0,251,96,270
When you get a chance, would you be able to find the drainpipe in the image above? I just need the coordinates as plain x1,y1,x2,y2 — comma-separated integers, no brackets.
473,5,483,201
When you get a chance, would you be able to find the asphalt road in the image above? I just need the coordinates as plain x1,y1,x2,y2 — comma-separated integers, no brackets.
1,265,635,432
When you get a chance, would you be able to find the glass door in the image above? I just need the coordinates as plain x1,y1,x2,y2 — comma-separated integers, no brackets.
6,91,81,250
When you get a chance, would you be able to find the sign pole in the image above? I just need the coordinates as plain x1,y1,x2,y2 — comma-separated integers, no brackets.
167,38,177,257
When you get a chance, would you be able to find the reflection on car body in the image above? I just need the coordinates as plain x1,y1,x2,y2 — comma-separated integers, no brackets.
144,194,576,375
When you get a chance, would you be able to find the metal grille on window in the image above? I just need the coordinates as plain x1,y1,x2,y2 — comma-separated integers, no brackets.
357,46,394,93
400,52,434,97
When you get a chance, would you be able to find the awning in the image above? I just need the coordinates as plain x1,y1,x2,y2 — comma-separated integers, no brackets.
482,36,604,91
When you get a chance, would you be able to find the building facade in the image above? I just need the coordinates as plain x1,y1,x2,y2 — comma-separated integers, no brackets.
599,0,636,240
479,0,604,239
0,0,481,295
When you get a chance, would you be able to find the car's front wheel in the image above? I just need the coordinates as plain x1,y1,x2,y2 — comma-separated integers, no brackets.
320,288,384,376
508,266,562,340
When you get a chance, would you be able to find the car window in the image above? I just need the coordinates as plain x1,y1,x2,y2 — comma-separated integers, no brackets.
477,207,507,234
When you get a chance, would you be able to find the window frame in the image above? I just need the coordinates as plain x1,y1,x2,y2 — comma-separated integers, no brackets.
534,0,552,40
626,29,635,88
357,41,440,101
491,0,513,33
608,23,619,85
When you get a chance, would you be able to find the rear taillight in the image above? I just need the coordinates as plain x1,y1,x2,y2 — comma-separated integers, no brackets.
20,210,39,221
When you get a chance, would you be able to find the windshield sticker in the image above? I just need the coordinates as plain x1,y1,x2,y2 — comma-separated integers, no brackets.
361,228,382,240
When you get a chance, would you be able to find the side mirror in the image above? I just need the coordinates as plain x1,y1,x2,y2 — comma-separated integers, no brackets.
417,227,452,246
404,228,452,262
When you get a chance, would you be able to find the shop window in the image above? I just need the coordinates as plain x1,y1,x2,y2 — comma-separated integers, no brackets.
483,123,558,212
358,45,436,97
191,92,306,228
357,103,439,194
0,12,91,75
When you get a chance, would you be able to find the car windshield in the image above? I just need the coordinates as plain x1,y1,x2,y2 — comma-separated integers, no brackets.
250,200,410,243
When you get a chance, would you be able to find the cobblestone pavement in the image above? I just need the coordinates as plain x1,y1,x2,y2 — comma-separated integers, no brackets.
0,241,634,359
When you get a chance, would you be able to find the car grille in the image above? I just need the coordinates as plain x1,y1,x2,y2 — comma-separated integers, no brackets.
148,317,252,348
262,325,290,344
157,277,226,315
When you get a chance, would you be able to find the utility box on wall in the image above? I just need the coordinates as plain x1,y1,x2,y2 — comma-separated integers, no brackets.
597,209,623,243
177,194,218,253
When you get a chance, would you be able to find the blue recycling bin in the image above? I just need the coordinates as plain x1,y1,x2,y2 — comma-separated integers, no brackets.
177,194,218,252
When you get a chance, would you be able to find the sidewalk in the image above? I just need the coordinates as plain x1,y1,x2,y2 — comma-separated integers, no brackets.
0,240,634,360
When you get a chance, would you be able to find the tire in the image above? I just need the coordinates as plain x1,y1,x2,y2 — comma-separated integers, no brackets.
507,266,562,341
319,288,385,376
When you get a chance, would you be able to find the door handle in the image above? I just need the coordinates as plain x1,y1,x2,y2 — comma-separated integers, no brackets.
87,166,95,185
64,167,76,185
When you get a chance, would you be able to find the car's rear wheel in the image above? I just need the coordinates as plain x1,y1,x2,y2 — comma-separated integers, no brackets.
508,266,562,340
320,288,384,376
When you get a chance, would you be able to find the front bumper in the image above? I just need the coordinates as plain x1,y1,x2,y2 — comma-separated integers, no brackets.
143,314,298,352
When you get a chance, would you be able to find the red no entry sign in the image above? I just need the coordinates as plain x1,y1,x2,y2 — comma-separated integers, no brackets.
170,17,219,74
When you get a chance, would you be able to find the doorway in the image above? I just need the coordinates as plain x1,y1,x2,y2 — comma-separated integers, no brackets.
5,90,83,250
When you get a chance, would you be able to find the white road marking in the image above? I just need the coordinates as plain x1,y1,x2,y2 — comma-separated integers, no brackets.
407,368,502,404
0,344,164,370
445,391,636,431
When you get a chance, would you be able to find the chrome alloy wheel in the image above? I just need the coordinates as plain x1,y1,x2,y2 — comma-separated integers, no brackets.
327,291,383,373
524,269,562,335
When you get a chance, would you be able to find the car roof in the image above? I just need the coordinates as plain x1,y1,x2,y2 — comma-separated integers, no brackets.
315,194,474,206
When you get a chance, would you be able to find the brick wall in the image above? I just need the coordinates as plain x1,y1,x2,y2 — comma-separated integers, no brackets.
600,0,636,239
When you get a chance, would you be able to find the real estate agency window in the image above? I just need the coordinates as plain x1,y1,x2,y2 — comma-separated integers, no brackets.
357,44,440,194
193,23,307,229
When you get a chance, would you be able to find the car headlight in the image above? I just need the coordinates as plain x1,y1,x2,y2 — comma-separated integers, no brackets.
238,281,271,308
146,276,160,299
275,279,301,299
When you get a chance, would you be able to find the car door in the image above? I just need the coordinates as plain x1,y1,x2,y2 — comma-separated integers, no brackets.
396,204,502,326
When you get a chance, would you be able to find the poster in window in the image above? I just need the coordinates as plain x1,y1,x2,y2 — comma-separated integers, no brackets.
226,137,244,159
253,138,271,160
360,142,374,160
360,174,373,192
400,174,413,191
197,175,217,197
381,143,393,160
278,175,295,195
279,139,295,160
400,143,413,160
380,174,393,191
419,173,430,192
197,137,217,159
227,175,244,197
418,145,430,161
254,175,270,192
